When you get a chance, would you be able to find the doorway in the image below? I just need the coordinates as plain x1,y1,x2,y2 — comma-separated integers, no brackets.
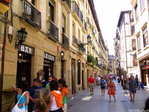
71,59,76,94
17,53,31,87
82,69,84,90
142,70,147,86
43,60,54,81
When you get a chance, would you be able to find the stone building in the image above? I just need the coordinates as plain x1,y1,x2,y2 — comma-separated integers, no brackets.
131,0,149,88
115,11,139,78
0,0,108,111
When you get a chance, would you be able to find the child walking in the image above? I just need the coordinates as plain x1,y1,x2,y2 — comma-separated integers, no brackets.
58,79,69,112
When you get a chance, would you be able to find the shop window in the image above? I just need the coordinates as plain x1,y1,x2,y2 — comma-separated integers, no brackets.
142,26,148,47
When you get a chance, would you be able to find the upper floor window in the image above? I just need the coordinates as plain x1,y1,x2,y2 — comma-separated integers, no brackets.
49,1,54,22
137,34,141,51
62,14,66,34
133,54,137,66
132,39,136,50
135,4,139,20
142,26,148,47
140,0,145,12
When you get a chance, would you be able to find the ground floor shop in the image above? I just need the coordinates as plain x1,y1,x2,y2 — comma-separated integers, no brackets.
139,58,149,87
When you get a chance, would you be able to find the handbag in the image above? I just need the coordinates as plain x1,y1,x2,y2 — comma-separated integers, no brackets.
11,91,27,112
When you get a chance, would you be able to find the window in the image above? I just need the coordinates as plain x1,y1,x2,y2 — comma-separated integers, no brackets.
142,26,148,47
72,21,75,36
132,39,136,50
78,29,80,41
49,2,54,22
62,14,66,33
140,0,145,12
135,4,139,20
133,54,137,66
137,34,141,51
31,0,35,5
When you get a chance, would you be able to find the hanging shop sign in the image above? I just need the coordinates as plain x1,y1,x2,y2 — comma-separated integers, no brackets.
44,52,55,61
18,44,34,55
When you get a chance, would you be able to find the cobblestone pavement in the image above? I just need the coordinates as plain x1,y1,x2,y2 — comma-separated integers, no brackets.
68,81,149,112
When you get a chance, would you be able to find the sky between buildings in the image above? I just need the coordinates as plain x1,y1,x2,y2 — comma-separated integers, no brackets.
93,0,131,55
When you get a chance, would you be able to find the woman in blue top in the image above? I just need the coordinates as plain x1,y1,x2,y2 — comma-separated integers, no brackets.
12,81,30,111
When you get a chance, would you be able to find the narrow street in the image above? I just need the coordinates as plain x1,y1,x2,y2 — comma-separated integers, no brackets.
68,81,149,112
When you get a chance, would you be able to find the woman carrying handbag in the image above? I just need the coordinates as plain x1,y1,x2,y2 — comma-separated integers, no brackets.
12,81,30,112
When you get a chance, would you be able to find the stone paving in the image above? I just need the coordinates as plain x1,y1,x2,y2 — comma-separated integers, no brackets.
68,81,149,112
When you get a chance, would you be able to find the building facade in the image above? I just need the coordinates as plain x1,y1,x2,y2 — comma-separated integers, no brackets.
0,0,109,111
108,55,116,76
115,11,139,78
131,0,149,88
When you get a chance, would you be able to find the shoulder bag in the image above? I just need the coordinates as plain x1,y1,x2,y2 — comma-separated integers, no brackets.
11,91,27,112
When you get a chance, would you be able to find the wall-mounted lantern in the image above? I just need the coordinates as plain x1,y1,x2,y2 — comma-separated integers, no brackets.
60,51,64,58
78,59,81,63
15,28,27,48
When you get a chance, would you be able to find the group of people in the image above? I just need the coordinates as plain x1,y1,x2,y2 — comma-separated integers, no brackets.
88,75,116,102
12,76,69,112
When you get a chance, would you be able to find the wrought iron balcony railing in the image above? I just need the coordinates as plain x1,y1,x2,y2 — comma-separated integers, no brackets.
22,0,41,28
48,21,59,42
72,1,83,24
62,33,69,48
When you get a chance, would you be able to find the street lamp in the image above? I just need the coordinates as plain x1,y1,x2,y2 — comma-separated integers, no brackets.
60,51,64,58
15,28,28,48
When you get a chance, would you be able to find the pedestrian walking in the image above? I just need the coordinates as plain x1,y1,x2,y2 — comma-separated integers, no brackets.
49,80,63,112
135,75,139,89
58,79,69,112
100,77,106,95
88,75,95,95
107,78,116,102
28,78,43,112
129,76,137,102
12,81,30,112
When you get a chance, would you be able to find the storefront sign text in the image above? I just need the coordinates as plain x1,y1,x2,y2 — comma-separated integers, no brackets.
44,53,55,61
19,45,34,55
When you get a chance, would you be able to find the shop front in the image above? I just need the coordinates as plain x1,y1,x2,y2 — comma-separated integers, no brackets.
16,44,34,87
43,52,55,81
140,59,149,87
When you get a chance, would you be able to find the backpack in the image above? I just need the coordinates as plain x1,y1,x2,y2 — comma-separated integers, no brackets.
100,80,105,86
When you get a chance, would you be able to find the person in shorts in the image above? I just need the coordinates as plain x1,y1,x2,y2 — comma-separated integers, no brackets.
129,76,137,102
88,75,94,95
100,77,106,95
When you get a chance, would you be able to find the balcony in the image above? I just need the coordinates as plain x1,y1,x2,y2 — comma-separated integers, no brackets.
72,1,83,27
61,0,71,11
22,0,41,28
62,33,69,49
48,21,59,42
72,35,78,47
